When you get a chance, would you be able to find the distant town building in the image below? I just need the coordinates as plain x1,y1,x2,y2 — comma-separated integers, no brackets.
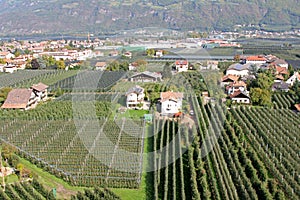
129,71,162,82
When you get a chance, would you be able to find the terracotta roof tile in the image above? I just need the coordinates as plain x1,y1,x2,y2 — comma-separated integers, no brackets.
222,75,239,82
161,91,183,102
295,104,300,111
31,82,48,92
175,60,188,65
229,90,250,99
95,62,106,67
246,55,267,61
1,89,33,109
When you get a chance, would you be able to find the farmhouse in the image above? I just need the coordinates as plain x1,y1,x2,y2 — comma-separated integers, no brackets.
221,74,239,87
155,50,164,57
3,65,18,73
160,91,183,115
226,81,247,95
295,104,300,112
95,62,107,71
272,81,290,92
205,60,219,70
123,51,132,58
175,60,189,72
129,62,138,71
226,63,249,77
125,85,145,109
271,59,289,69
0,51,15,59
1,89,37,110
0,167,14,177
129,71,162,82
30,82,48,102
229,90,250,104
274,65,289,76
244,55,267,65
286,71,300,86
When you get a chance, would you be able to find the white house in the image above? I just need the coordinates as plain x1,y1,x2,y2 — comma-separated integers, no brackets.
175,60,189,72
286,71,300,86
0,64,5,72
95,62,107,71
30,82,48,102
123,51,132,59
221,74,239,87
272,59,289,69
129,62,138,71
226,81,247,95
226,63,249,77
160,91,183,115
155,50,164,57
229,90,250,104
245,55,267,65
1,89,37,110
4,65,18,73
125,85,145,109
207,60,219,70
0,51,15,59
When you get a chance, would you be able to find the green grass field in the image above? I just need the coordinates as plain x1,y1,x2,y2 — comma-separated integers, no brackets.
17,156,87,199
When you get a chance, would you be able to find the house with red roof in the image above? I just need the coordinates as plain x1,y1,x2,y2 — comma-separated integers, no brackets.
221,75,239,87
155,50,164,58
1,89,37,110
175,60,189,72
245,55,267,65
129,62,139,71
1,82,48,110
229,90,250,104
160,91,184,115
0,51,15,59
226,81,247,95
286,72,300,86
294,104,300,112
95,62,107,71
123,51,132,59
30,82,48,102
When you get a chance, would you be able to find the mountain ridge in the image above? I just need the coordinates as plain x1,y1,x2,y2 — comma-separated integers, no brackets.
0,0,299,36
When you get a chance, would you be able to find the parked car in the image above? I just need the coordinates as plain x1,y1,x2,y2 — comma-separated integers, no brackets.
189,110,194,115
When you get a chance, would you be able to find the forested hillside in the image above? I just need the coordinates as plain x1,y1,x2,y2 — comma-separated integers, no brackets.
0,0,299,35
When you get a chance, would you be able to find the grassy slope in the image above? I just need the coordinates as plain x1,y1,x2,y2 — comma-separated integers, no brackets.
17,156,87,199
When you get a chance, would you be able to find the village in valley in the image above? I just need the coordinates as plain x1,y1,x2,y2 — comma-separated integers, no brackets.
1,34,300,114
0,31,300,199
